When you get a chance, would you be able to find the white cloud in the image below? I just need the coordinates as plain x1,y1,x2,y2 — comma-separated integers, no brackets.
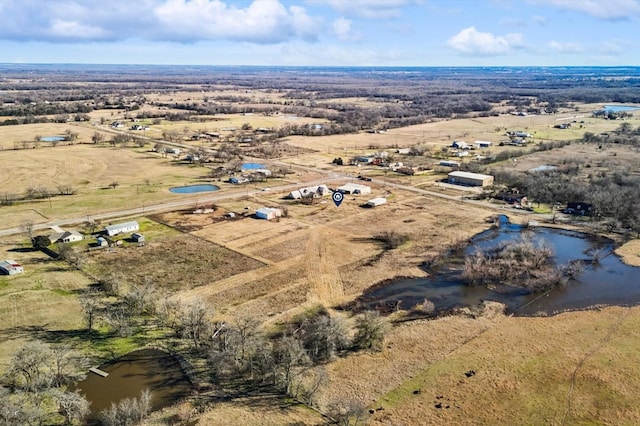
448,27,524,56
530,0,640,20
330,17,360,41
548,40,584,53
307,0,419,18
153,0,321,43
597,40,628,55
0,0,323,44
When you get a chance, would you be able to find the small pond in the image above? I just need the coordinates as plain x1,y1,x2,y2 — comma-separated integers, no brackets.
603,105,640,112
356,217,640,316
40,135,66,142
241,162,267,170
75,348,193,420
169,184,220,194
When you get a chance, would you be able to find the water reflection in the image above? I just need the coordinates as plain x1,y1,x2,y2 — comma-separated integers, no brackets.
74,349,193,420
356,218,640,316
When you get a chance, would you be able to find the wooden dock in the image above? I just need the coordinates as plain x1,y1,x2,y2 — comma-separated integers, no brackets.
89,367,109,377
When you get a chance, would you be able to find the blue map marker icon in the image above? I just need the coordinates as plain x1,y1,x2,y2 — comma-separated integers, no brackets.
332,191,344,207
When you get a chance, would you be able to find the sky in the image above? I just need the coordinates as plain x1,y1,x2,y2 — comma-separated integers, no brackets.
0,0,638,66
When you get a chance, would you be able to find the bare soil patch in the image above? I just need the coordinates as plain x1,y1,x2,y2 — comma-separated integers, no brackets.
85,233,265,292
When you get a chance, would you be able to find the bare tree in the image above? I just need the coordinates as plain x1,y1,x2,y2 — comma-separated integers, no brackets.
272,334,310,394
328,398,369,426
104,305,133,337
299,314,348,362
20,221,35,243
91,131,105,144
100,389,153,426
6,340,54,392
125,278,158,315
54,390,91,425
352,311,388,352
79,289,101,331
178,300,212,351
49,343,88,388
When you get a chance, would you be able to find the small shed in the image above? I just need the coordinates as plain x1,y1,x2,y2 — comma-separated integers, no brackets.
105,221,139,237
256,207,282,220
96,237,108,247
439,160,460,167
0,259,24,275
131,233,145,243
366,198,387,207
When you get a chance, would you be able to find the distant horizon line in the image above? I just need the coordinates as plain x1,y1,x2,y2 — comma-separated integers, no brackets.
1,63,639,69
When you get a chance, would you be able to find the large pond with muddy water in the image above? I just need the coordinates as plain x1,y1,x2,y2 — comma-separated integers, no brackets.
356,217,640,316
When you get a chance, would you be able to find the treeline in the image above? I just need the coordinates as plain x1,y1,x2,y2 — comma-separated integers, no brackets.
584,122,640,146
0,101,93,117
492,165,640,235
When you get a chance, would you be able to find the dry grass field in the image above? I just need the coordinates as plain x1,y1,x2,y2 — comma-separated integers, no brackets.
1,98,639,425
0,140,239,229
0,236,90,372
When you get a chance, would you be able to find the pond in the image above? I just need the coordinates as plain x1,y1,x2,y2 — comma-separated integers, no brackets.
40,135,66,142
603,105,640,112
74,348,193,420
241,162,267,170
169,184,220,194
355,217,640,317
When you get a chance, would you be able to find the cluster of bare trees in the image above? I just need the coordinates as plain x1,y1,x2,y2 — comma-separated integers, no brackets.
463,234,563,292
0,185,75,208
100,389,152,426
1,341,91,425
492,157,640,236
187,307,387,416
584,122,640,146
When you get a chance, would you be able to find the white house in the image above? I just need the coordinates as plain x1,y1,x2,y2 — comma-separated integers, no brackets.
256,207,282,220
337,183,371,195
0,259,24,275
105,221,139,237
49,230,83,244
287,185,329,200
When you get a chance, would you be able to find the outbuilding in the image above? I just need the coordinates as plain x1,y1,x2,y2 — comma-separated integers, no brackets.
366,197,387,207
474,141,493,149
105,221,140,237
256,207,282,220
337,183,372,195
131,233,145,243
96,237,108,247
0,259,24,275
448,171,494,187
